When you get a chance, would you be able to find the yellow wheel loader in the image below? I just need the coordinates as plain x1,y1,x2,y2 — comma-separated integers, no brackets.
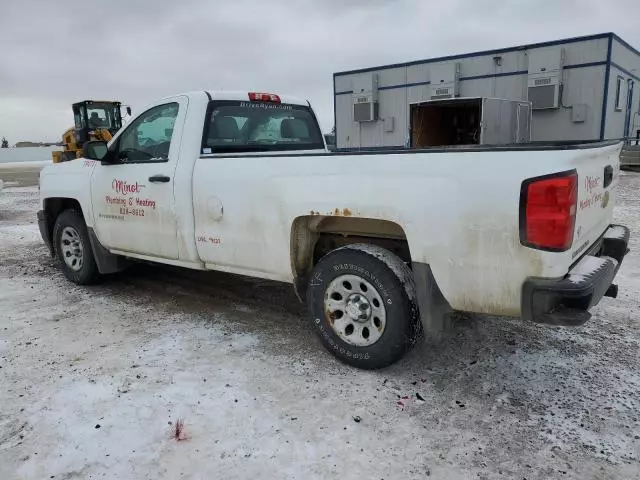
52,100,131,163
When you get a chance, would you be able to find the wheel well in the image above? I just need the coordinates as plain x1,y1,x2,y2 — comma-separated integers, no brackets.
290,215,411,298
43,198,84,246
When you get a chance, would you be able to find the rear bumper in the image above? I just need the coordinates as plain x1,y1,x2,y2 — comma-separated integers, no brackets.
37,210,54,256
522,224,630,326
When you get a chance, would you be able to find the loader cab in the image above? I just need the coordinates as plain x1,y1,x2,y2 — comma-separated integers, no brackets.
72,100,124,145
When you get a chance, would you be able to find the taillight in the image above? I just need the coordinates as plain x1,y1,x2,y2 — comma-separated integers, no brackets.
248,92,281,103
519,170,578,251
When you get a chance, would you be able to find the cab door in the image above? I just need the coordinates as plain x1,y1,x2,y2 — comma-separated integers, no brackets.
90,97,188,260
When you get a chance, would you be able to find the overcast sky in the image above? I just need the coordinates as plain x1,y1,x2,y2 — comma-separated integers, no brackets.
0,0,638,143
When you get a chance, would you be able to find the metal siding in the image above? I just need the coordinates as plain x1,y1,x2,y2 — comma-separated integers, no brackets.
406,85,431,105
459,74,525,102
335,94,356,148
495,75,528,101
334,37,613,146
334,75,353,94
459,52,525,79
541,37,609,66
532,65,605,141
605,64,638,139
377,68,406,89
357,122,379,148
378,89,408,146
457,77,500,98
348,73,373,94
611,38,640,80
600,36,613,140
406,63,430,86
608,37,640,140
334,33,611,77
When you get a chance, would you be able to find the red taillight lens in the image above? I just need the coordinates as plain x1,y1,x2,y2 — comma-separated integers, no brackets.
520,171,578,251
248,92,281,103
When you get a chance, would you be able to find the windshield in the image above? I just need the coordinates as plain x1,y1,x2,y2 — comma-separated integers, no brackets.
202,101,324,153
86,103,122,131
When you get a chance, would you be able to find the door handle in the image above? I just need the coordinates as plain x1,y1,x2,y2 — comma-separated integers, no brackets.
148,174,170,183
603,165,613,188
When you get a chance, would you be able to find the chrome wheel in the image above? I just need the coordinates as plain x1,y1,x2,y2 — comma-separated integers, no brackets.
324,274,387,347
60,226,84,272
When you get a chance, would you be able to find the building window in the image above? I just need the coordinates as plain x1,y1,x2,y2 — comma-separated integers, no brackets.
615,76,624,111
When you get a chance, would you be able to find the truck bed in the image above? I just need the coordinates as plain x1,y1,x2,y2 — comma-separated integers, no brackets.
331,139,621,155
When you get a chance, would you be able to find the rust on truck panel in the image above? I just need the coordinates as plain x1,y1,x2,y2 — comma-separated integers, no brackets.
309,208,354,217
328,208,354,216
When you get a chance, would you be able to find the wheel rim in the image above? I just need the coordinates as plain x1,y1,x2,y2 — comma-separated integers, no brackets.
324,274,387,347
60,226,84,272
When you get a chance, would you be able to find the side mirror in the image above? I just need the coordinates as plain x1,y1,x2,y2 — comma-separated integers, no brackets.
126,106,132,116
83,140,109,162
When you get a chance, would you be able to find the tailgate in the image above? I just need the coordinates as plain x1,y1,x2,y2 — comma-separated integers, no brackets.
571,142,623,258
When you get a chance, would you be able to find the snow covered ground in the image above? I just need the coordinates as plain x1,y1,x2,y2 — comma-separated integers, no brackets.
1,174,639,480
0,161,47,191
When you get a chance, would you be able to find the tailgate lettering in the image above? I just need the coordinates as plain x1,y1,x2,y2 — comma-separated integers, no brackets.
579,175,605,210
580,192,603,211
585,175,600,193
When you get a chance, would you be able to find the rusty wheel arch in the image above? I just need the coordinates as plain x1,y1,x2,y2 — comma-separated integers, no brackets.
290,215,412,300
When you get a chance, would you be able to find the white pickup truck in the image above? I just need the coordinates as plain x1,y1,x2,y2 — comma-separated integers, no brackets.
38,90,630,369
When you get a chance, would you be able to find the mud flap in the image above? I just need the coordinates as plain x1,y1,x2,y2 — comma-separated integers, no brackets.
87,227,132,274
412,262,452,339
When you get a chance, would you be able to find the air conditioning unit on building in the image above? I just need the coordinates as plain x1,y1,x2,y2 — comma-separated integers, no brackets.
527,74,562,109
527,48,564,110
352,74,379,122
430,63,461,99
353,95,379,122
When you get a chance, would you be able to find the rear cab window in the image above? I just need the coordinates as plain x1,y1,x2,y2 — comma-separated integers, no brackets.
201,96,325,154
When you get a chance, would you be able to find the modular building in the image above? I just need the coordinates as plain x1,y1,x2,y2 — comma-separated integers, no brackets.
333,33,640,149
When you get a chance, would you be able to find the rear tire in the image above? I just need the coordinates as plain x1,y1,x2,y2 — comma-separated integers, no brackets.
306,244,421,369
53,209,101,285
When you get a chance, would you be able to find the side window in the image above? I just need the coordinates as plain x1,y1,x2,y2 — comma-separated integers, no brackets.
74,108,86,129
615,76,624,111
116,103,179,163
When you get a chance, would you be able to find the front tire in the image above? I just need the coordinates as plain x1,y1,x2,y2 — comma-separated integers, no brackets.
53,209,100,285
306,244,421,369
